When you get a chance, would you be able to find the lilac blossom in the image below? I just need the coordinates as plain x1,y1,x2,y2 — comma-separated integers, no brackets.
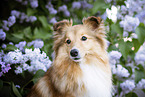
2,44,7,49
2,48,52,74
15,66,23,74
0,61,11,77
80,1,93,9
134,43,145,66
58,5,67,12
4,49,24,64
106,5,118,22
2,20,9,31
120,80,135,94
11,10,21,18
108,51,122,65
30,0,38,8
49,17,57,24
72,2,81,9
15,41,26,51
136,79,145,89
27,39,44,48
64,10,70,17
120,15,140,32
111,64,130,78
45,2,57,15
0,29,6,40
8,16,16,27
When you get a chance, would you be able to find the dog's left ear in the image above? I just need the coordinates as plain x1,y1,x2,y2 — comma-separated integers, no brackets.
83,16,102,30
53,20,72,33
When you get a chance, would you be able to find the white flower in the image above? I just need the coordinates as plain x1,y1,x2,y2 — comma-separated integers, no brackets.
136,79,145,89
15,66,23,74
115,64,130,78
119,15,140,32
106,5,118,22
109,51,122,65
120,80,135,94
4,49,23,64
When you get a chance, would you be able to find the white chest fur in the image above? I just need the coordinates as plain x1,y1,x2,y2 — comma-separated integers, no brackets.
79,63,112,97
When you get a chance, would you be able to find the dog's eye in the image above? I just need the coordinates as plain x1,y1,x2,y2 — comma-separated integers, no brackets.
81,36,87,41
66,39,71,44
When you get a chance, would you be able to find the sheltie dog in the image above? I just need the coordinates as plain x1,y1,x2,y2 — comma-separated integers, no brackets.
28,16,112,97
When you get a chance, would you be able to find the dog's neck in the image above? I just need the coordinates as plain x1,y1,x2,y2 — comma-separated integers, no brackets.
51,55,111,97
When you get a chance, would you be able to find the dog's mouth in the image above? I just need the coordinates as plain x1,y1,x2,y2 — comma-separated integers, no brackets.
74,57,80,60
70,56,81,62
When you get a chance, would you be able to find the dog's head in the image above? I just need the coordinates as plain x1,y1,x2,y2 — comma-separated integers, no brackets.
53,16,106,63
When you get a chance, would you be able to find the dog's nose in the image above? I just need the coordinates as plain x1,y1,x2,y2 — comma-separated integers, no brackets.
70,49,79,57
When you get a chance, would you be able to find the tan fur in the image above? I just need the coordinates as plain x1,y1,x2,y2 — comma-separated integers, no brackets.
27,16,112,97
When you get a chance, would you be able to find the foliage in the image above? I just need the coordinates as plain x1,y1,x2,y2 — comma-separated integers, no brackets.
0,0,145,97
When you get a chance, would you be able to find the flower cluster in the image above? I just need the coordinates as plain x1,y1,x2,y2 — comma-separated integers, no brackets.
27,39,44,48
117,0,145,37
72,1,93,9
58,5,70,17
45,2,57,15
135,43,145,66
1,48,52,75
11,10,37,23
136,79,145,89
0,29,6,41
120,80,135,94
108,51,122,65
15,0,38,8
2,16,16,31
0,51,11,77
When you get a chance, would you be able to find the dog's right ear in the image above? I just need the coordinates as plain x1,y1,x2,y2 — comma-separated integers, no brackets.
53,20,72,33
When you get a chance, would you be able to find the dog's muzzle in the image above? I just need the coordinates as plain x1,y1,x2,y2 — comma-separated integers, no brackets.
70,49,81,61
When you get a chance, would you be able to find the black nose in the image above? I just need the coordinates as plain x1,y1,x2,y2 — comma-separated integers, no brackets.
70,49,79,57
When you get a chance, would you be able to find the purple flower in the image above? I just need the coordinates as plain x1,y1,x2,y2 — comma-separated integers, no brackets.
72,2,81,9
80,1,93,9
26,16,37,22
11,10,20,18
64,10,70,17
30,0,38,8
49,17,57,24
2,64,11,73
2,20,9,31
58,5,67,12
27,39,44,48
15,41,26,51
8,16,16,27
0,29,6,40
20,12,27,23
2,44,7,49
49,8,57,15
22,1,28,5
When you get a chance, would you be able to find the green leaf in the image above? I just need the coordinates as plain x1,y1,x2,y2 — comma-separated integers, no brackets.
135,68,145,83
32,70,45,84
132,39,141,53
38,16,49,28
12,33,24,39
135,25,145,45
27,8,37,16
0,80,3,90
23,27,32,39
33,27,52,40
111,23,123,38
91,0,108,14
118,40,131,60
5,44,17,51
11,82,22,97
125,92,138,97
